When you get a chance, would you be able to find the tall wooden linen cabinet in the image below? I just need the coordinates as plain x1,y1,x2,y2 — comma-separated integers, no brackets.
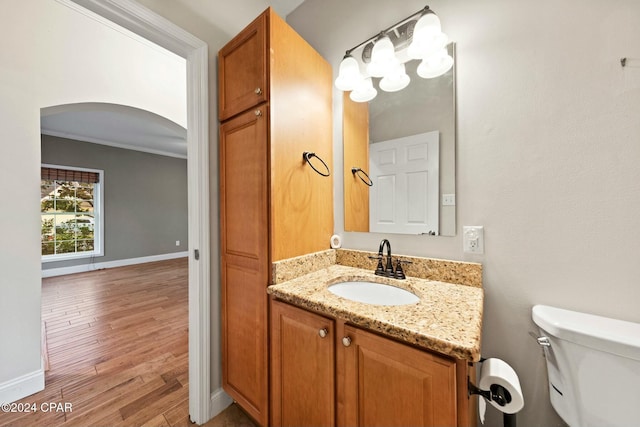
218,8,333,426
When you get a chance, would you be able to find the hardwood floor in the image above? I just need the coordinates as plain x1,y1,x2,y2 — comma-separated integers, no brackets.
0,258,255,427
205,404,256,427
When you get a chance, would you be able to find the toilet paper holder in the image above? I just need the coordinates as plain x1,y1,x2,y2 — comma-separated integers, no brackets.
469,380,512,407
469,358,518,427
469,357,512,407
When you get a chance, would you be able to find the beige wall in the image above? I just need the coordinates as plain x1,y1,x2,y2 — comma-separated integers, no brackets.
288,0,640,425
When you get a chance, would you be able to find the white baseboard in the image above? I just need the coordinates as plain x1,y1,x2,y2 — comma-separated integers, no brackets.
210,388,233,420
41,251,189,278
0,367,44,404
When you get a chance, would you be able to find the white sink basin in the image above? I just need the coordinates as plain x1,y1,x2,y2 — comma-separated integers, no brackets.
327,281,419,306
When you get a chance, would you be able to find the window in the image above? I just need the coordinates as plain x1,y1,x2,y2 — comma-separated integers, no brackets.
41,165,103,262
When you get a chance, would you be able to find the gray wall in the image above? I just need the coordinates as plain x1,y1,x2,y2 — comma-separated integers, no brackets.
41,135,188,270
288,1,640,426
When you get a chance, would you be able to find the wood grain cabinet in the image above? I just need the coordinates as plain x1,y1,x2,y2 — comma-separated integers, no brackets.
270,300,475,427
270,300,335,427
218,11,268,122
219,8,333,427
340,325,457,427
220,106,270,425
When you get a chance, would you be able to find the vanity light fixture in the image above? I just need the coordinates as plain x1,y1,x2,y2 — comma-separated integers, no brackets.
335,5,453,102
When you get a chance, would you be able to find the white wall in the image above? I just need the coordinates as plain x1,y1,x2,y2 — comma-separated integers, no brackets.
0,0,185,402
288,0,640,425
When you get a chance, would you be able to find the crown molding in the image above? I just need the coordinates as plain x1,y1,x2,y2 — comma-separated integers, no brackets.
41,129,188,159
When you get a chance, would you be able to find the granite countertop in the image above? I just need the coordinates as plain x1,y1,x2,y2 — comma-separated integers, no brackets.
267,264,483,361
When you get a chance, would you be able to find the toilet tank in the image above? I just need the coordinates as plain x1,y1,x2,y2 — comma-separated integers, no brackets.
532,305,640,427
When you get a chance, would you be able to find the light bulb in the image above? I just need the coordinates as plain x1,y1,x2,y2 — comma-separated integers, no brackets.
350,77,377,103
417,48,454,79
366,36,398,78
379,63,410,92
335,55,362,91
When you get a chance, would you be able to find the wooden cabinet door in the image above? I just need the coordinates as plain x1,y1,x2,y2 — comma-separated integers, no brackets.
268,10,334,261
271,300,335,427
340,325,457,427
218,10,268,121
220,105,269,426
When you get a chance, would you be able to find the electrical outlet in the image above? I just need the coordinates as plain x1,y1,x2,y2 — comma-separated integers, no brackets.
176,240,180,246
442,194,456,206
463,226,484,254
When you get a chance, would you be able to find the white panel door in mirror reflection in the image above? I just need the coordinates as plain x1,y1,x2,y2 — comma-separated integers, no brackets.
369,131,439,235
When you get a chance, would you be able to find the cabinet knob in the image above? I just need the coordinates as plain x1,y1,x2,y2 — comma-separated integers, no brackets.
255,87,262,95
254,109,262,117
318,328,328,338
342,336,352,347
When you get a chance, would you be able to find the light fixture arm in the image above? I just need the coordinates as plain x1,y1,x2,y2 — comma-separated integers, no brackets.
344,6,432,56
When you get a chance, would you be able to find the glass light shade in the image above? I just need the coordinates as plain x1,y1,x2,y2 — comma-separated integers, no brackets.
350,77,377,103
379,63,410,92
408,12,448,59
417,12,441,31
335,55,362,91
366,36,398,78
417,48,454,78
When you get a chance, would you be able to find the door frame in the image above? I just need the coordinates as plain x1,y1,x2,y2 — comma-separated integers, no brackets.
69,0,211,423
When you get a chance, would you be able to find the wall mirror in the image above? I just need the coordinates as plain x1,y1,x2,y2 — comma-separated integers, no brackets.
343,43,456,236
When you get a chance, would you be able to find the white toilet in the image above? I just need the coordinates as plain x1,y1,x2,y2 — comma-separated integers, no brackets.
532,304,640,427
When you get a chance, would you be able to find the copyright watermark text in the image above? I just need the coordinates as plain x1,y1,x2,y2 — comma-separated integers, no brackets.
1,402,73,413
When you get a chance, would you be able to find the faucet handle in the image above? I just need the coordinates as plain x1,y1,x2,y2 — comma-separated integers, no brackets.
368,255,385,276
394,259,412,280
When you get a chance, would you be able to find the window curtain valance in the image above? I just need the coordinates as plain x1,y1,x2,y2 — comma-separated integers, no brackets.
41,167,100,183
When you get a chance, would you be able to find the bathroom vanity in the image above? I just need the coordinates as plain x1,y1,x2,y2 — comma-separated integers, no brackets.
219,7,481,427
268,249,483,427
